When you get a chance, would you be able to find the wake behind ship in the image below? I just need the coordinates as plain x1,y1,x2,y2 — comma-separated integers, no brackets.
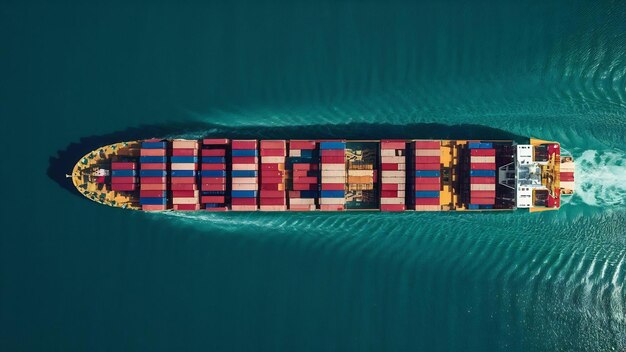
70,138,575,212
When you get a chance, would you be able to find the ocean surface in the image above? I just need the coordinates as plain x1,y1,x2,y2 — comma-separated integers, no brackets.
1,1,625,351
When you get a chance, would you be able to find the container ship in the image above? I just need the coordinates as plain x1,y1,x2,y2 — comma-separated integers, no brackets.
70,138,575,212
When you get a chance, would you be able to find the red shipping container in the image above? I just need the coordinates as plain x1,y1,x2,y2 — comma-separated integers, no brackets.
171,183,197,190
561,176,574,182
321,156,344,164
414,198,440,205
261,164,280,170
111,176,136,184
414,184,440,191
170,177,195,184
111,162,136,170
203,138,229,145
202,163,226,170
261,170,284,177
201,196,225,203
205,207,228,211
293,170,318,177
201,184,227,191
381,190,398,197
288,191,301,198
470,149,496,156
321,183,344,190
289,140,316,149
381,183,398,191
320,150,344,157
380,204,406,211
261,177,284,184
414,141,440,149
140,163,167,170
381,163,399,170
414,163,440,170
201,177,226,184
231,198,257,205
293,176,317,184
111,183,136,191
232,156,257,164
414,156,440,163
141,176,167,184
470,197,495,205
260,191,285,198
381,141,406,150
470,177,496,184
260,140,286,149
172,148,198,156
260,149,286,156
293,183,318,191
140,184,167,191
202,149,226,156
172,191,197,197
260,183,280,190
142,204,167,211
140,149,166,156
414,177,441,184
174,204,200,211
320,204,344,211
560,172,574,179
260,198,286,205
140,190,165,197
232,140,257,149
293,163,318,171
471,190,496,198
470,163,496,170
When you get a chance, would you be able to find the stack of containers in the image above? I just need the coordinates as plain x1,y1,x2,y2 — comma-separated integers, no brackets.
200,139,229,211
413,140,441,211
288,140,319,211
110,161,138,192
231,140,258,211
380,140,406,211
468,142,496,209
170,139,200,211
319,141,346,211
139,139,168,211
259,140,287,211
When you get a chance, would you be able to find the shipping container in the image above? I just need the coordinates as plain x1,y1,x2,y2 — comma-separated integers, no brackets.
171,183,198,191
470,170,496,177
289,140,316,149
141,204,167,211
201,164,225,172
140,149,167,156
232,156,258,164
139,170,166,177
414,149,440,157
140,176,167,184
380,198,405,204
171,163,198,170
173,204,201,211
380,204,406,211
231,140,257,149
202,138,229,145
231,198,257,205
140,197,167,205
111,176,136,183
232,164,258,170
414,141,440,149
111,162,136,170
231,205,258,211
260,149,286,157
139,184,167,191
232,170,257,177
201,196,225,203
202,149,226,156
170,156,198,163
470,149,496,156
172,149,198,156
141,141,167,149
470,163,496,170
319,141,346,150
414,198,440,205
111,183,136,191
292,163,319,171
232,149,258,157
139,163,167,170
169,177,196,184
112,169,136,177
172,140,198,149
140,190,167,197
470,177,496,184
468,142,493,149
260,140,286,149
201,177,226,184
172,197,199,205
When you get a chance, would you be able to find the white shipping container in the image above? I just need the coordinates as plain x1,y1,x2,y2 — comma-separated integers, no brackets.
321,176,346,183
322,170,346,177
380,177,405,184
288,198,316,205
381,171,405,178
172,197,200,205
289,149,302,157
288,204,317,211
380,149,400,157
319,198,346,205
414,205,441,211
172,140,199,149
347,170,374,176
259,205,288,211
470,184,496,191
171,163,197,170
232,183,258,190
414,149,440,157
320,164,345,171
261,156,285,164
232,177,258,184
560,181,574,189
470,156,495,163
231,205,258,211
380,197,405,204
232,164,258,170
381,156,405,163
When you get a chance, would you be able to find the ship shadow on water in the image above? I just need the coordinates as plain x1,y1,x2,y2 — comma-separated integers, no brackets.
47,121,526,197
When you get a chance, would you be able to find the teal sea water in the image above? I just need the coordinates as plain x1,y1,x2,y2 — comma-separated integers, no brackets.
2,1,625,351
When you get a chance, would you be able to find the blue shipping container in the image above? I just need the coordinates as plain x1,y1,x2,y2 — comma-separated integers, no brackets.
201,191,226,196
111,170,136,177
320,141,346,150
288,157,319,164
170,156,198,163
139,170,167,177
139,197,167,205
171,170,196,177
468,142,494,149
202,156,226,164
415,170,440,177
141,141,167,149
232,170,257,177
205,203,224,208
140,156,167,163
201,170,227,177
414,191,440,198
231,190,257,198
468,204,480,210
299,149,319,158
470,170,496,177
232,149,258,157
320,190,345,198
479,205,494,209
299,190,318,198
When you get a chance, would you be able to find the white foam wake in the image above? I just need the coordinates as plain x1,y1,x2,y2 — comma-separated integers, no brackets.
575,150,626,206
